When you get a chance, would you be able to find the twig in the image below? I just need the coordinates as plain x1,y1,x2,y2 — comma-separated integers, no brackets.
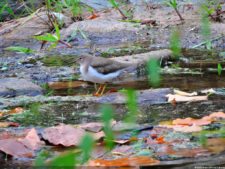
192,35,224,48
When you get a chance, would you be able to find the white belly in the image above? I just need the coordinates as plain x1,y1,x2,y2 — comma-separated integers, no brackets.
80,65,121,84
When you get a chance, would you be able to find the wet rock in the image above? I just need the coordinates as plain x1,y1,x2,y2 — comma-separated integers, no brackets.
0,78,42,97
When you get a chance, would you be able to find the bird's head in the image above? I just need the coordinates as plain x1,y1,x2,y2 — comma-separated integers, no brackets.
76,55,93,65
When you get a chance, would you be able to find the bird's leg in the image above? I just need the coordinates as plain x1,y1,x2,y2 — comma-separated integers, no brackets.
94,83,98,90
99,84,107,96
93,84,103,96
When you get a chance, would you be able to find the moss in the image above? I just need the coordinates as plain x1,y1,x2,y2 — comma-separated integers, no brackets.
40,55,77,67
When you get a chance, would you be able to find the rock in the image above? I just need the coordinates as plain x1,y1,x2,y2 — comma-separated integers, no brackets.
0,78,42,97
62,19,145,37
0,9,73,48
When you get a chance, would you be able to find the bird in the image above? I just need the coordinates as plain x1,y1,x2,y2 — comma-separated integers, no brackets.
75,55,134,96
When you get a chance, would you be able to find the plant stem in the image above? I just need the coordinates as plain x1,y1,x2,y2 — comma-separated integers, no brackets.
116,7,127,20
58,40,72,48
175,7,184,21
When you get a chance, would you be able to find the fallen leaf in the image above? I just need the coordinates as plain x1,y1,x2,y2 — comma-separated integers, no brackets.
79,122,103,133
0,107,23,119
0,139,33,158
172,117,211,126
160,125,203,133
88,156,159,167
156,136,165,144
8,107,24,114
206,138,225,154
209,112,225,119
92,131,105,141
173,89,197,96
87,13,100,20
114,140,130,144
167,94,208,102
18,128,44,150
156,146,210,158
42,124,86,146
0,122,19,128
91,145,107,159
112,145,132,156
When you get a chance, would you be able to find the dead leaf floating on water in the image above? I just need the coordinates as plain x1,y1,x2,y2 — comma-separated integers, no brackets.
42,124,86,147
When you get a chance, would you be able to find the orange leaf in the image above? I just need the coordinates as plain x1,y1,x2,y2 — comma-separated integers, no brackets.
87,13,100,20
88,156,159,167
8,107,24,114
0,122,19,128
209,112,225,119
172,117,211,126
156,136,165,144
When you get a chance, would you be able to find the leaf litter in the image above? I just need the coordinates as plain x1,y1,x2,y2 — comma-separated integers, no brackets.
0,112,225,167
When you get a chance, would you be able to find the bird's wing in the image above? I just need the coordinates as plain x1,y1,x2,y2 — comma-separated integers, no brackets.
90,58,130,74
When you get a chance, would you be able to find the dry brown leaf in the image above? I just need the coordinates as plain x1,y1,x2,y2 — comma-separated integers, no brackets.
92,131,105,141
209,112,225,119
87,13,100,20
88,156,159,167
0,139,33,158
79,122,103,133
157,146,210,158
42,124,86,146
18,128,44,150
8,107,24,114
172,117,211,126
160,124,203,133
167,94,208,102
0,122,19,128
112,145,132,156
206,138,225,154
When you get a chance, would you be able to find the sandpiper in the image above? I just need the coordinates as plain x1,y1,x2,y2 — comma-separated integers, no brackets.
76,55,132,96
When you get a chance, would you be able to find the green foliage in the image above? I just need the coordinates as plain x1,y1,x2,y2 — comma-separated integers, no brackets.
147,58,161,87
34,150,51,166
218,63,222,76
63,0,82,18
121,89,138,123
79,134,95,164
45,0,84,18
170,29,181,58
200,4,212,50
108,0,119,8
165,0,178,9
100,104,115,150
5,46,34,54
34,22,61,50
0,1,15,21
201,4,215,16
8,103,43,126
49,151,78,168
